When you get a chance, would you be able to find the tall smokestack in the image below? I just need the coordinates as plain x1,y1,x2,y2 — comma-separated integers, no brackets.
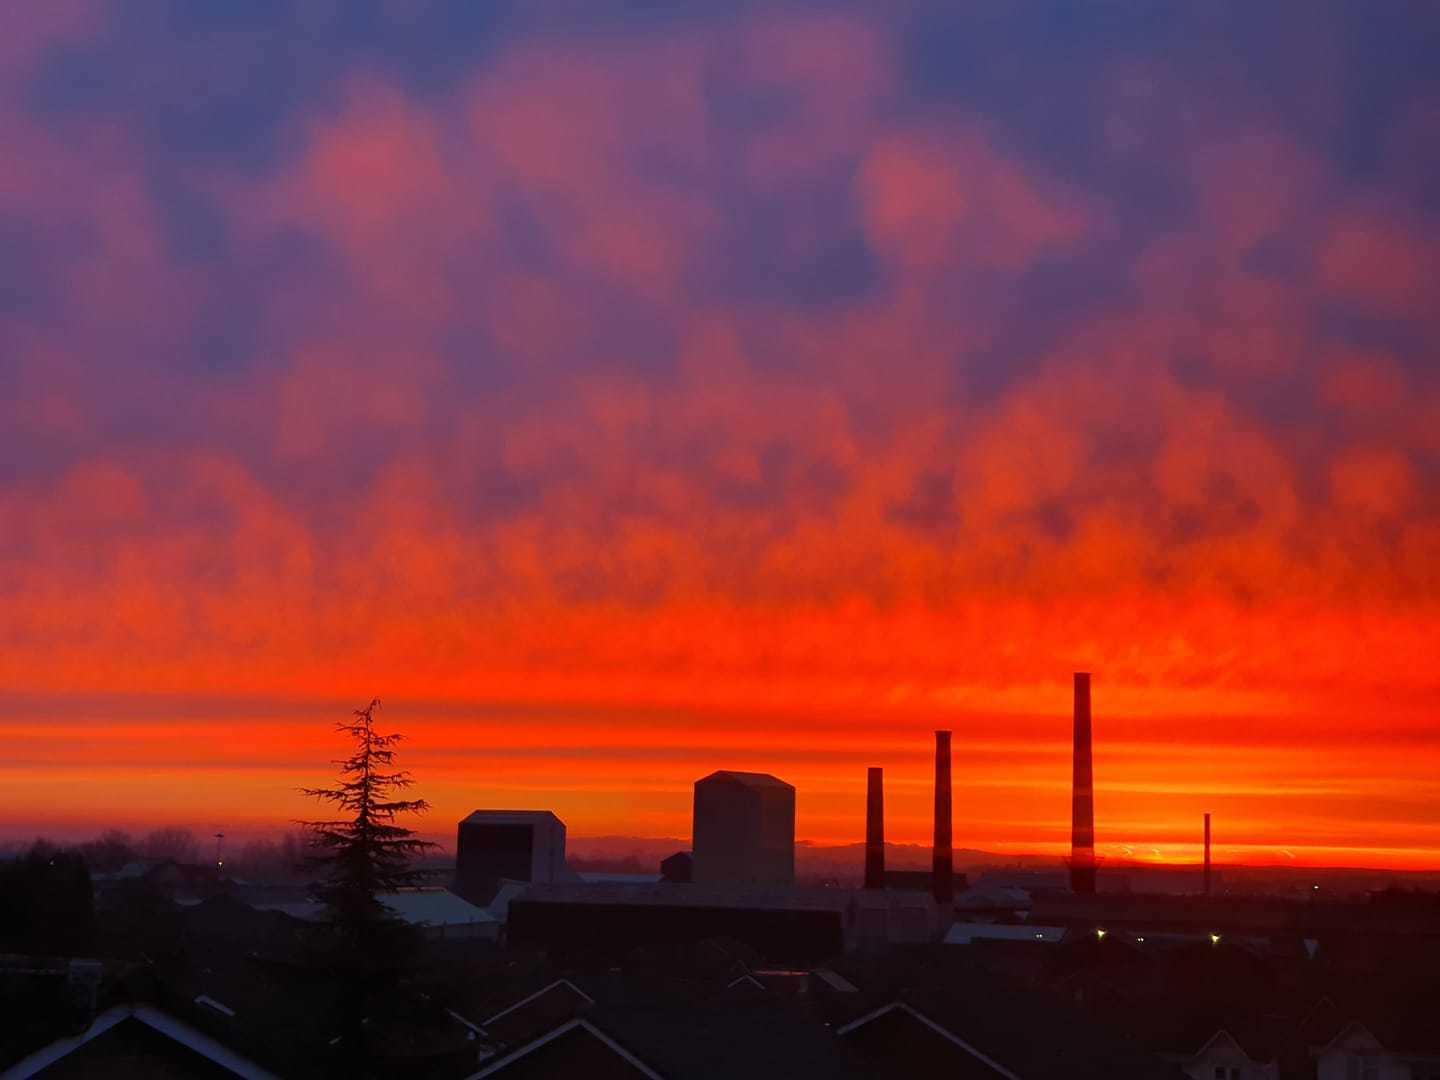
932,731,954,903
1070,673,1096,894
864,767,884,890
1203,813,1212,896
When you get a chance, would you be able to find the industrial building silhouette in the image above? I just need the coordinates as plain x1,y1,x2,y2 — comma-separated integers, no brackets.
692,770,795,887
455,810,567,905
457,671,1116,962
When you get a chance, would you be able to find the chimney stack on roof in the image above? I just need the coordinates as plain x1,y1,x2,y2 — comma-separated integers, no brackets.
1070,673,1097,894
864,767,885,890
932,731,954,904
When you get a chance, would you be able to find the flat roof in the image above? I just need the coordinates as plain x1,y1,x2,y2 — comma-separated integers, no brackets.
945,923,1066,945
514,881,867,913
577,872,664,885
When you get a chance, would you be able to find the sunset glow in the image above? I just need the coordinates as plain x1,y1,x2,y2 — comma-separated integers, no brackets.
2,4,1438,868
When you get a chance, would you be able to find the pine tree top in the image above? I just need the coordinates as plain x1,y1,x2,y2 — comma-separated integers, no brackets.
298,699,439,921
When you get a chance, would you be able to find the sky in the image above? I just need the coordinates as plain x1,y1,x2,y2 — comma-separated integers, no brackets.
2,1,1439,869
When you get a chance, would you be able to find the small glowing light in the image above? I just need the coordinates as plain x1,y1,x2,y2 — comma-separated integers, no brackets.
1034,932,1044,940
1136,936,1145,943
1096,928,1107,940
1312,883,1320,891
1209,933,1221,945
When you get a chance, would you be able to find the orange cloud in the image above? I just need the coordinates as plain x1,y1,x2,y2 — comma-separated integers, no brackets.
1328,446,1417,519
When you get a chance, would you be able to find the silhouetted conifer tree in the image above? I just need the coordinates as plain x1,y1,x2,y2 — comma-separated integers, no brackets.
299,698,437,1075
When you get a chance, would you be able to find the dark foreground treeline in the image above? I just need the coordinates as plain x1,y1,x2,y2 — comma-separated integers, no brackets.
0,826,314,879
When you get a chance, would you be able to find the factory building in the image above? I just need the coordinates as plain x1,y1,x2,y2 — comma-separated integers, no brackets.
455,810,567,903
508,884,845,966
692,771,795,887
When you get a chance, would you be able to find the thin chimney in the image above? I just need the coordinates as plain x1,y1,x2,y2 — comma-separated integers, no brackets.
932,731,954,903
1203,812,1212,897
864,767,885,890
1070,673,1097,894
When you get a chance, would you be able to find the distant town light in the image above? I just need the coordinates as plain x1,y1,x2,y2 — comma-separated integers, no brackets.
1096,928,1107,940
1209,932,1221,945
1136,936,1145,943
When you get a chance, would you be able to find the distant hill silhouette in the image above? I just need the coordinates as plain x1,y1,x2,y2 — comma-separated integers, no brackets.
559,836,1440,893
562,835,1063,879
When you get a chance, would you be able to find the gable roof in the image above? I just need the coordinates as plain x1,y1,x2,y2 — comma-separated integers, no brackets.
1186,1029,1270,1064
1312,1021,1383,1057
479,977,597,1049
484,978,596,1028
379,888,498,928
579,992,861,1079
0,1004,280,1080
835,1001,1023,1080
724,973,767,992
466,1018,665,1080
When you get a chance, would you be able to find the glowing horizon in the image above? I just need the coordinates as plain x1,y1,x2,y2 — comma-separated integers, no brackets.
3,683,1438,871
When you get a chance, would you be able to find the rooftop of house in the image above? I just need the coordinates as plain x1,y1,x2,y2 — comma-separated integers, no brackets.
0,1003,281,1080
380,887,498,927
478,977,597,1048
449,943,1186,1080
468,1017,665,1079
836,1002,1023,1079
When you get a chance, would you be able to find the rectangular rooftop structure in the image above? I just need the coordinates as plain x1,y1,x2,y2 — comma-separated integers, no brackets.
456,810,567,901
692,770,795,887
